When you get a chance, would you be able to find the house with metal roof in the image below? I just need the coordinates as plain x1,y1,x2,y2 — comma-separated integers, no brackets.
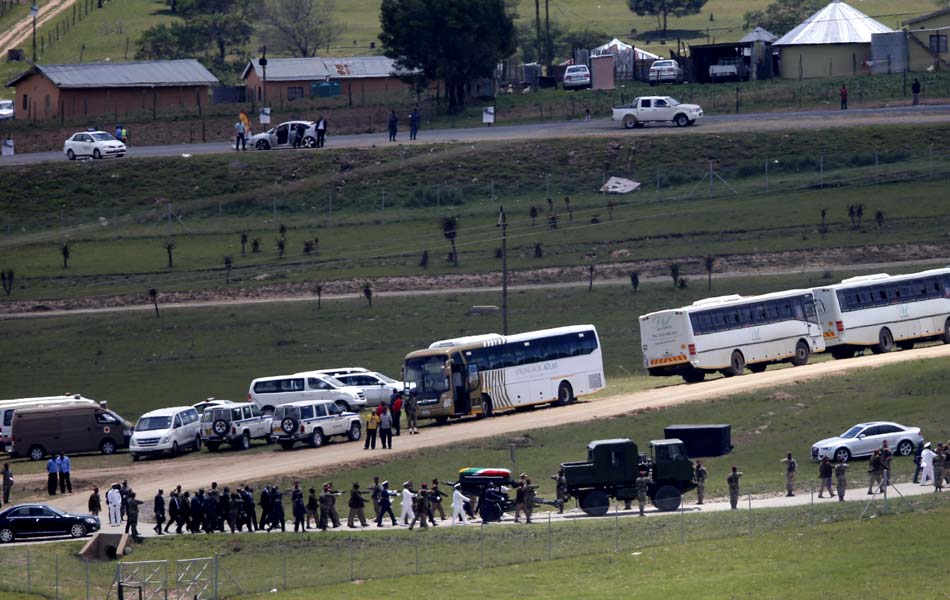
773,0,893,79
242,56,416,107
902,8,950,72
5,59,218,121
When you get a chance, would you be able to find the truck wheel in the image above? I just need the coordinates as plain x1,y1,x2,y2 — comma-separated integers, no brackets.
237,432,251,450
347,423,362,442
652,485,682,511
280,417,298,435
942,318,950,344
477,394,494,419
897,340,915,350
335,400,351,413
871,328,894,354
555,381,574,406
212,419,229,437
721,350,745,377
674,114,689,127
790,340,811,366
308,429,325,448
579,490,610,516
622,115,637,129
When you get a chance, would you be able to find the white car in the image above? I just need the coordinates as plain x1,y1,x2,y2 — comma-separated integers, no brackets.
0,99,13,121
332,371,413,406
611,96,703,129
649,59,685,85
200,401,272,451
271,400,362,450
811,421,923,462
562,65,591,90
249,120,317,150
129,406,202,461
249,372,367,414
63,131,126,160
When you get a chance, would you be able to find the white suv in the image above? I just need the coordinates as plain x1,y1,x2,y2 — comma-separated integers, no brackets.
271,400,362,450
200,402,273,451
129,406,201,461
249,373,367,414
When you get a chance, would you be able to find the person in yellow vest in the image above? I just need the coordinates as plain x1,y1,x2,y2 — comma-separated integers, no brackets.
364,410,380,450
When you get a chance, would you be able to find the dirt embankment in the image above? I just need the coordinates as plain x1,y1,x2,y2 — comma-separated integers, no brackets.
3,241,946,315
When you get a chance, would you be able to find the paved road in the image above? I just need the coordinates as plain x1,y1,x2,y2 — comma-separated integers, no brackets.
4,103,950,167
7,343,949,546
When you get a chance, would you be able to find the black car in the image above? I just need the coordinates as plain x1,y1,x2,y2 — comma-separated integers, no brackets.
0,504,100,543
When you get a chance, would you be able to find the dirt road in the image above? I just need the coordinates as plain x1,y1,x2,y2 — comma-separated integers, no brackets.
0,0,75,56
19,344,949,521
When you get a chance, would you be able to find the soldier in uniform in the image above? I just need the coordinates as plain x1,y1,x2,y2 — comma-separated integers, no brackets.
451,483,469,525
406,392,419,435
292,489,307,532
408,485,432,530
635,470,650,516
370,476,382,518
552,468,568,514
694,460,707,505
817,456,833,498
524,478,536,524
781,452,797,497
376,481,398,527
834,456,849,502
879,441,893,492
319,483,342,530
513,473,528,523
258,485,271,530
429,479,446,521
727,466,742,510
400,481,415,525
867,450,883,495
306,488,318,529
933,447,945,493
347,482,369,528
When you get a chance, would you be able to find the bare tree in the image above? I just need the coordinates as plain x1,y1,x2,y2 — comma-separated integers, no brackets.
162,241,175,268
315,283,323,309
874,209,885,230
630,271,639,293
148,288,160,318
704,255,715,290
61,243,70,269
260,0,343,57
670,262,680,288
224,256,233,284
587,264,595,291
1,269,14,295
441,216,459,266
240,232,248,256
362,281,373,307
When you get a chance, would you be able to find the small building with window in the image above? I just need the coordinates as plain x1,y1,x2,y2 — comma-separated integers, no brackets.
242,56,415,106
902,8,950,72
5,59,218,121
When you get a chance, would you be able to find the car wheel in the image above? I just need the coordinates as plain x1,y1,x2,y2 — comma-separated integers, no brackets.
70,523,87,538
834,447,851,462
256,140,270,150
308,429,325,448
347,423,362,442
100,439,117,455
721,350,745,377
674,114,689,127
0,528,13,543
790,340,811,366
67,149,76,160
280,440,295,451
622,115,637,129
280,417,298,435
29,445,46,461
238,431,251,450
304,136,317,148
335,400,351,413
171,441,180,457
748,363,767,373
897,439,915,457
93,148,102,159
681,369,706,384
555,381,574,406
194,435,202,451
871,328,894,354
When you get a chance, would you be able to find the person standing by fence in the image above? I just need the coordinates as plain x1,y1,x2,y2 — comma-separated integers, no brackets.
835,457,849,502
553,468,568,514
409,107,420,141
727,466,742,510
316,115,327,148
867,450,883,494
635,470,649,516
817,456,833,498
46,456,58,496
379,405,393,449
1,463,12,505
388,109,398,142
840,84,848,110
781,452,797,497
912,78,921,106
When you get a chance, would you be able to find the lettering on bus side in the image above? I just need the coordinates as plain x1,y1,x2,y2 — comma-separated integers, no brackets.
514,361,559,377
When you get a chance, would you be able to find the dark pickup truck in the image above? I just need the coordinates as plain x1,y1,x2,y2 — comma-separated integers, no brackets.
561,438,696,515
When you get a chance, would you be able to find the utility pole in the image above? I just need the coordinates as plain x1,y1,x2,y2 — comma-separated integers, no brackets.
31,4,39,62
498,206,508,335
260,46,268,108
544,0,550,70
534,0,541,69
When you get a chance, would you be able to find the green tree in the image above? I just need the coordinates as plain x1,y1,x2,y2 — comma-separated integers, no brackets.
380,0,516,113
260,0,343,57
742,0,822,36
628,0,709,36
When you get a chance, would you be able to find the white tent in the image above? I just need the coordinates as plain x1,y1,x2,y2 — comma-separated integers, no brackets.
773,0,893,46
592,38,660,62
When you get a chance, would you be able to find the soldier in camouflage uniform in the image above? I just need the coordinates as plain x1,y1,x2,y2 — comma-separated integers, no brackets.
879,441,893,492
867,450,883,495
429,479,446,521
319,483,342,530
694,460,707,505
552,468,568,514
934,447,945,493
817,456,833,498
634,470,650,516
781,452,797,497
834,456,848,502
727,466,742,510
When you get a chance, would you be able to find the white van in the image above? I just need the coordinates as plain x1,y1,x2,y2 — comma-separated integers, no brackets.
248,373,367,415
129,406,201,461
1,395,97,451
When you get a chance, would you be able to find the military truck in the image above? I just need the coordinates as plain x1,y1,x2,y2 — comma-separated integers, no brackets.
561,438,696,515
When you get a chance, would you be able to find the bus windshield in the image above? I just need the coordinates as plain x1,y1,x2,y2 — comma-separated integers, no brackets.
404,355,449,394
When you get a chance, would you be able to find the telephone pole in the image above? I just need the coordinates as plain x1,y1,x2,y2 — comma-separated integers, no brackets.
31,4,39,62
544,0,550,69
498,206,508,335
534,0,541,69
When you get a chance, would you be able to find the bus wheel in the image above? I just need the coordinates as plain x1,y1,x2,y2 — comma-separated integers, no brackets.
477,395,493,419
748,363,767,373
556,381,574,405
830,347,856,360
790,340,811,366
681,369,705,384
721,351,745,377
871,328,894,354
897,340,915,351
942,318,950,344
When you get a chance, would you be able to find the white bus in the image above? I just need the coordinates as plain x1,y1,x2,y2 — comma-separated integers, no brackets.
812,268,950,359
403,325,605,424
639,290,825,383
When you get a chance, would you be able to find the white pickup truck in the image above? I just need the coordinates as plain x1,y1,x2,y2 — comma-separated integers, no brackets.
611,96,704,129
709,57,742,81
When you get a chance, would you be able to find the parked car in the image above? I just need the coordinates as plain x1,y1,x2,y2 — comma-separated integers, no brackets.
248,121,317,150
648,60,685,85
249,372,367,414
129,406,202,461
562,65,591,90
271,400,362,450
709,57,742,82
332,371,413,406
611,96,703,129
63,131,126,160
0,99,13,121
811,421,923,462
10,404,131,460
0,504,100,543
200,401,272,451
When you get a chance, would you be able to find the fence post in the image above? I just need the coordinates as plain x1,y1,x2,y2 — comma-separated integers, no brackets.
748,492,753,534
680,503,685,544
86,560,90,600
213,553,220,600
547,512,552,561
55,554,60,600
349,537,355,581
27,549,31,593
764,159,769,192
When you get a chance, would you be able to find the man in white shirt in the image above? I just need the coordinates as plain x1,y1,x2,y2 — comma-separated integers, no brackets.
920,442,935,485
451,484,468,525
400,481,415,525
106,484,122,526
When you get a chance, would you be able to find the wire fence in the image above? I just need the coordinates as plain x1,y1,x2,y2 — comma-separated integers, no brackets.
0,489,946,599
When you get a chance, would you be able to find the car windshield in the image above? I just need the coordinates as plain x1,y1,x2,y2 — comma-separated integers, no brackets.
666,97,681,106
404,355,449,394
839,426,863,438
91,133,116,142
136,416,172,431
375,373,397,384
323,376,346,387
